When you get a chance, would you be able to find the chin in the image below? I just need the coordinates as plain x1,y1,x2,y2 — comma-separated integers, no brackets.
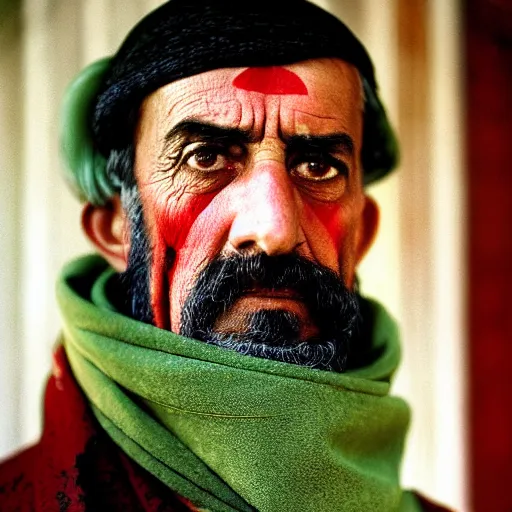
197,309,350,373
178,252,360,372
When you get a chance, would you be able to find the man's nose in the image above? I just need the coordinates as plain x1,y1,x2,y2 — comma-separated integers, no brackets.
228,160,301,256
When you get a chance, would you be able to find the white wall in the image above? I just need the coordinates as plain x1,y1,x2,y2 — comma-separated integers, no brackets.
0,1,467,510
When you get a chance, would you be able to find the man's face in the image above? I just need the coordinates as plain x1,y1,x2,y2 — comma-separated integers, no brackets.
132,58,372,351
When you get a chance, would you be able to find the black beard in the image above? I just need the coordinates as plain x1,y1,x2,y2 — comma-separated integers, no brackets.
180,253,360,372
114,187,361,373
115,186,154,325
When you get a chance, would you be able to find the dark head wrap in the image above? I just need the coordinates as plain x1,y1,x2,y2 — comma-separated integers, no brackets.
61,0,398,204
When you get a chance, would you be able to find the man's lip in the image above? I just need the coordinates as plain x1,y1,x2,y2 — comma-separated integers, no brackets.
243,288,302,300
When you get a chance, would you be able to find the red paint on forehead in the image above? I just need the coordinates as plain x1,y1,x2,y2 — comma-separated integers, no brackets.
233,67,308,95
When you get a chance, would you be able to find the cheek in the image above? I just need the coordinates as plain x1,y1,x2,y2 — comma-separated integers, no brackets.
141,188,219,329
302,199,357,277
156,192,218,252
310,203,346,246
149,189,234,331
304,200,346,250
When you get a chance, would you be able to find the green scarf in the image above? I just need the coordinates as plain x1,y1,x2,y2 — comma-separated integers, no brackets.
58,255,421,512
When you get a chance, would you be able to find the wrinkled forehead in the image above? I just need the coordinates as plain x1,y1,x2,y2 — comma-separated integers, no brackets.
138,58,364,139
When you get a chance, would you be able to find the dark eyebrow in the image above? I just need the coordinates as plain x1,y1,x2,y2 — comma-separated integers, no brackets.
164,119,255,146
163,120,354,159
284,133,355,156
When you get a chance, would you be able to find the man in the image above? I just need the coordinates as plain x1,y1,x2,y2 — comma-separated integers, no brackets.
0,1,451,510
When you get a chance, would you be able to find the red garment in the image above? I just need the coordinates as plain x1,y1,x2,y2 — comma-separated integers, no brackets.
415,494,454,512
0,346,198,512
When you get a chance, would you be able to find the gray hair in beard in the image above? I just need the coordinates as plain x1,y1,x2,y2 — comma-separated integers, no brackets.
180,253,361,372
106,146,154,324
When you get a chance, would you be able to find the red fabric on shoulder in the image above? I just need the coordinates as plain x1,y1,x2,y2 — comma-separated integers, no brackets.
415,492,455,512
0,445,38,510
0,346,198,512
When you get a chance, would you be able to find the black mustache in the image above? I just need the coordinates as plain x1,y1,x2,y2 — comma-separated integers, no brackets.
180,253,360,371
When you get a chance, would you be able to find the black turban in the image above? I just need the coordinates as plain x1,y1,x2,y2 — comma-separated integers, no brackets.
92,0,399,185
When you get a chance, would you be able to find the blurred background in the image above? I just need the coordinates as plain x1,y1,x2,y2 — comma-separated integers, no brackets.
1,0,511,510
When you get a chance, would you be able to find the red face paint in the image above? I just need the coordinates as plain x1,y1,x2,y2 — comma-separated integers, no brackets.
149,191,219,329
233,67,308,95
149,238,170,329
307,201,346,249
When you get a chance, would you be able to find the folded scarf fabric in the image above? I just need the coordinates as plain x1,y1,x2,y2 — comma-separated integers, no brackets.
0,345,443,512
53,254,427,512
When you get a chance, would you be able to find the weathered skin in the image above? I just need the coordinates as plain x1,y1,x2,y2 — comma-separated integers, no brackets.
131,58,372,333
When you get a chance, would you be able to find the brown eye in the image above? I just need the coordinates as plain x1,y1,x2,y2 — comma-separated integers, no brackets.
186,147,227,172
292,160,339,181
